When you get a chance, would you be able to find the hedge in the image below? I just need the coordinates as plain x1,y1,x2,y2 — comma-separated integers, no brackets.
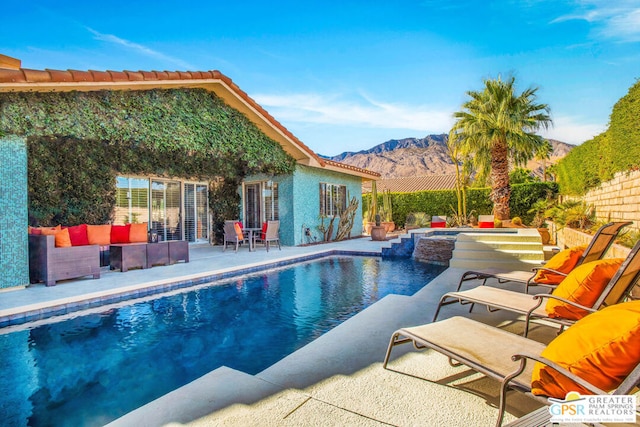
365,182,558,228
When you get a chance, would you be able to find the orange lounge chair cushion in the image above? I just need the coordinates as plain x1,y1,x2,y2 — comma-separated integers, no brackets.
532,300,640,398
545,258,624,320
533,245,586,285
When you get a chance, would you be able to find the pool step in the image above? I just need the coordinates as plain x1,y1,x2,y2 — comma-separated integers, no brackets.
449,229,545,271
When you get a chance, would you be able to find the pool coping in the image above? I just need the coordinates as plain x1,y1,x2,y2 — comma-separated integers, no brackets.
0,248,383,328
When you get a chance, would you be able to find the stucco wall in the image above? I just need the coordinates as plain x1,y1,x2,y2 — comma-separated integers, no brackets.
244,165,363,246
583,170,640,233
0,136,29,289
292,165,363,246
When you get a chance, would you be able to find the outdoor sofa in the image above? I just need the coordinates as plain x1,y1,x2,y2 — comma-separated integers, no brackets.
28,223,187,286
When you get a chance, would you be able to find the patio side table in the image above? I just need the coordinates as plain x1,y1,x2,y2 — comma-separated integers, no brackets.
110,243,148,272
146,241,170,268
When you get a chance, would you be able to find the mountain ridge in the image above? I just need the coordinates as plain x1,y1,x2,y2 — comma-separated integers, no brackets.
323,134,574,179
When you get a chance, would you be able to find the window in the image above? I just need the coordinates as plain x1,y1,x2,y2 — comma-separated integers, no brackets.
114,177,149,225
319,183,347,217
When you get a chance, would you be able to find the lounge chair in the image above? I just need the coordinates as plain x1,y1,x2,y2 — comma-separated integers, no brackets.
252,220,281,251
222,220,249,252
433,238,640,335
457,221,632,293
383,301,640,426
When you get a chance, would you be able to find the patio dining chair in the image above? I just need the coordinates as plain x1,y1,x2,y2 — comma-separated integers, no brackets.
253,220,281,252
383,300,640,426
456,221,632,293
433,238,640,336
222,220,249,252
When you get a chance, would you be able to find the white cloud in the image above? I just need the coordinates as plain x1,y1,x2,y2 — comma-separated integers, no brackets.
86,27,195,69
553,1,640,42
539,115,606,145
253,92,454,133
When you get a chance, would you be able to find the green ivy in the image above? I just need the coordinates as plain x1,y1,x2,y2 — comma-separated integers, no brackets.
554,79,640,195
0,88,296,226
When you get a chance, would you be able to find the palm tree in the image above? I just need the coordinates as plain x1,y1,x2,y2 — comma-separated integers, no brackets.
450,75,552,220
535,139,553,182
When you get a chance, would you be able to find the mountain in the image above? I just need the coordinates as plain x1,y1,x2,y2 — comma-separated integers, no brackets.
325,134,574,179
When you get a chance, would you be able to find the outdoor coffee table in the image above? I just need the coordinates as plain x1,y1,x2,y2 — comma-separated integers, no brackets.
110,243,147,272
146,241,169,268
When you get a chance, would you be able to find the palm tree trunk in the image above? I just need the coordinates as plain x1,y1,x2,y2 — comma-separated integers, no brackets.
490,138,511,220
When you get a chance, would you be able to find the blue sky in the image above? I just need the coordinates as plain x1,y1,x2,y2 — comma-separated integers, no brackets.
2,1,640,156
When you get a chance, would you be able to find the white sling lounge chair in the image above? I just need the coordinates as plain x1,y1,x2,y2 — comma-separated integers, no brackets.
456,221,632,293
432,239,640,336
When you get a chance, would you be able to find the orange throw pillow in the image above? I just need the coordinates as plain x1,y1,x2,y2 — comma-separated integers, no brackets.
234,223,244,240
87,224,112,245
129,223,148,243
532,300,640,398
40,225,62,236
545,258,624,320
533,245,587,285
54,228,72,248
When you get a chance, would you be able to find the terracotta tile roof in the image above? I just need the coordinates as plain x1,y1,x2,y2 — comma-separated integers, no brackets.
0,63,379,179
362,174,457,193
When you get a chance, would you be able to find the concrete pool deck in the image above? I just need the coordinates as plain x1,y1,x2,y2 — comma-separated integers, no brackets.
2,233,563,426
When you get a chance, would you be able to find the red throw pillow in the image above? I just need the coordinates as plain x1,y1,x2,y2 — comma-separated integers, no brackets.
431,221,446,228
261,222,268,239
67,224,90,246
110,224,131,244
478,221,494,228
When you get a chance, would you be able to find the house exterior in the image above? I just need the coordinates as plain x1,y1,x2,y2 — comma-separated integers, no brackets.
0,54,379,289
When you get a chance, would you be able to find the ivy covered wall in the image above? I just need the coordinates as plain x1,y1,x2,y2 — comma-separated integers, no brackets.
0,88,296,226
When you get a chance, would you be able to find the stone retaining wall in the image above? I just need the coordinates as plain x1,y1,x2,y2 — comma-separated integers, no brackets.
583,170,640,233
554,223,631,259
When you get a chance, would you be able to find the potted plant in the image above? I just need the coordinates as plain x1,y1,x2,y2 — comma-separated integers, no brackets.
365,180,379,235
370,213,387,241
380,189,395,232
528,199,555,244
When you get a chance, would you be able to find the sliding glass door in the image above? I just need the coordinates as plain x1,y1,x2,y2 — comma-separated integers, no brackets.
184,183,209,243
243,180,279,228
115,176,209,243
151,180,182,241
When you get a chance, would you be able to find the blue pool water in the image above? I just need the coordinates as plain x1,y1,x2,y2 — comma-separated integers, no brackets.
0,255,445,427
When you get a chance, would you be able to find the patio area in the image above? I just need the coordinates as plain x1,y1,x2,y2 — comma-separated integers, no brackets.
3,233,561,426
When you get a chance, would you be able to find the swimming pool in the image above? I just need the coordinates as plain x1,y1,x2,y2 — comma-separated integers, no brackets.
0,255,445,427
